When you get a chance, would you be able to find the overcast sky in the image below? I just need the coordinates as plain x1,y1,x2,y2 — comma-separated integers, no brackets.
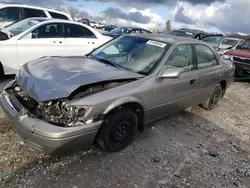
3,0,249,34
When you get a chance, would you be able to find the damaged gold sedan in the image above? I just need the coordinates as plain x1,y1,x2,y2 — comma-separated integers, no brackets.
0,34,235,154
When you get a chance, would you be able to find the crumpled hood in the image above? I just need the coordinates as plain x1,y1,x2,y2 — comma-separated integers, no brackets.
16,56,143,102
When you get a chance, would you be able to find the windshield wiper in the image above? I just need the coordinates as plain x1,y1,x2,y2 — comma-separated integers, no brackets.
96,57,124,69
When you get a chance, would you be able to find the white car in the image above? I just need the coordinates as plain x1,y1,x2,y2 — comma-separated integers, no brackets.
90,21,100,28
0,3,72,28
0,18,112,76
218,37,245,55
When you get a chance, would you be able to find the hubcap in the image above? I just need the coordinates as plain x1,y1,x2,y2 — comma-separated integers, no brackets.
110,117,132,143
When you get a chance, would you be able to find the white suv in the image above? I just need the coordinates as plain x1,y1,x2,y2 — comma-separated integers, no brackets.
0,3,72,27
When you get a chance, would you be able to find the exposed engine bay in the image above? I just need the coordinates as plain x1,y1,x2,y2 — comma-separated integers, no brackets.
8,79,136,127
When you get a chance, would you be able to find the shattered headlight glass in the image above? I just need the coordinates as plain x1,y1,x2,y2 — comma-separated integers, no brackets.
40,101,92,127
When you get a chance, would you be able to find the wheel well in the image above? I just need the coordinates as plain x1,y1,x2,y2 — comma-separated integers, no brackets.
220,80,227,96
106,103,145,132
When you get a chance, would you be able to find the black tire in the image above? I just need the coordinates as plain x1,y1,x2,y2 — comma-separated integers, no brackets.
96,109,138,152
202,84,223,110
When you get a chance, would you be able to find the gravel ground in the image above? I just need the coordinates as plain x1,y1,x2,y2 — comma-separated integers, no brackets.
0,76,250,188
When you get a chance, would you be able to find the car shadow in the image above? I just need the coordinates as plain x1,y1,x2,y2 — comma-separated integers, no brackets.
5,109,250,188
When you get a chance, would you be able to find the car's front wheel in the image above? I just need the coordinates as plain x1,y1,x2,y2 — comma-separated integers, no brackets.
202,84,223,110
96,109,138,152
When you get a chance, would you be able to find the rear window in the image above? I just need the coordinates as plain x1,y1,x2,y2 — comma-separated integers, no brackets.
220,38,238,46
23,8,46,18
49,11,68,20
0,7,22,22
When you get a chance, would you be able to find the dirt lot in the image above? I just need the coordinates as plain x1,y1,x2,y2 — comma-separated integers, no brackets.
0,77,250,188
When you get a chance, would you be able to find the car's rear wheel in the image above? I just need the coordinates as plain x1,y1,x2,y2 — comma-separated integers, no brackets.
202,84,223,110
96,109,138,152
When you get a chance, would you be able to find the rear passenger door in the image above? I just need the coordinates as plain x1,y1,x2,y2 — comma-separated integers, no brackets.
64,23,98,56
193,44,223,102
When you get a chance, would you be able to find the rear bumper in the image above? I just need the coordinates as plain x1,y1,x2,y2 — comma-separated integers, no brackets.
0,90,102,154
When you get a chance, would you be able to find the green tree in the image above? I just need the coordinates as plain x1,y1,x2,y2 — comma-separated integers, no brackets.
165,20,171,34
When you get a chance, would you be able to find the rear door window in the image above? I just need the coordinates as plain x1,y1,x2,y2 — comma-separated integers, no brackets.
65,23,96,38
23,8,46,18
49,12,68,20
0,7,23,22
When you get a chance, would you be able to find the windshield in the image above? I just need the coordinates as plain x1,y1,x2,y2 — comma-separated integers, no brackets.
220,38,238,46
168,30,194,38
5,19,42,36
201,36,222,45
110,27,132,34
91,36,169,75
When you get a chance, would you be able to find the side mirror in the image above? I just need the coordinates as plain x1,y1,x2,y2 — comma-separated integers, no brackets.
236,45,241,50
160,68,182,78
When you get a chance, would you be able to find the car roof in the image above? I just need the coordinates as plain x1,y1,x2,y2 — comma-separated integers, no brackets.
0,3,71,16
127,34,204,44
17,17,79,24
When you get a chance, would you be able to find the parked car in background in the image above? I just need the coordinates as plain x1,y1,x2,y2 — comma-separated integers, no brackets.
0,34,234,154
201,34,224,50
103,24,117,32
0,3,72,28
102,26,152,38
168,29,208,40
223,39,250,79
218,37,245,55
98,22,106,29
78,18,90,26
90,21,100,28
202,35,245,55
0,18,112,76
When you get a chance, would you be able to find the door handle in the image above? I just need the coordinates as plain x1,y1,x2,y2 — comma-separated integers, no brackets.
190,79,197,84
53,41,62,44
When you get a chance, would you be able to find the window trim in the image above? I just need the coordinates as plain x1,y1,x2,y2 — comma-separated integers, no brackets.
164,44,195,73
192,44,220,70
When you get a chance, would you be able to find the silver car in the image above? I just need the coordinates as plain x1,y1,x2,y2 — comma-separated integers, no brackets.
0,34,235,154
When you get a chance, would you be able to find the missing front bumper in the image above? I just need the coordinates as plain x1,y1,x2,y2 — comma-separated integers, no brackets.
0,91,103,154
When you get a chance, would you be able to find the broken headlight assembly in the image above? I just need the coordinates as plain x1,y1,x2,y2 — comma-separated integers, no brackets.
39,101,93,127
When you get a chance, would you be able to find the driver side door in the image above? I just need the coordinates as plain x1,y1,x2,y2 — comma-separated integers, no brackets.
150,44,199,120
